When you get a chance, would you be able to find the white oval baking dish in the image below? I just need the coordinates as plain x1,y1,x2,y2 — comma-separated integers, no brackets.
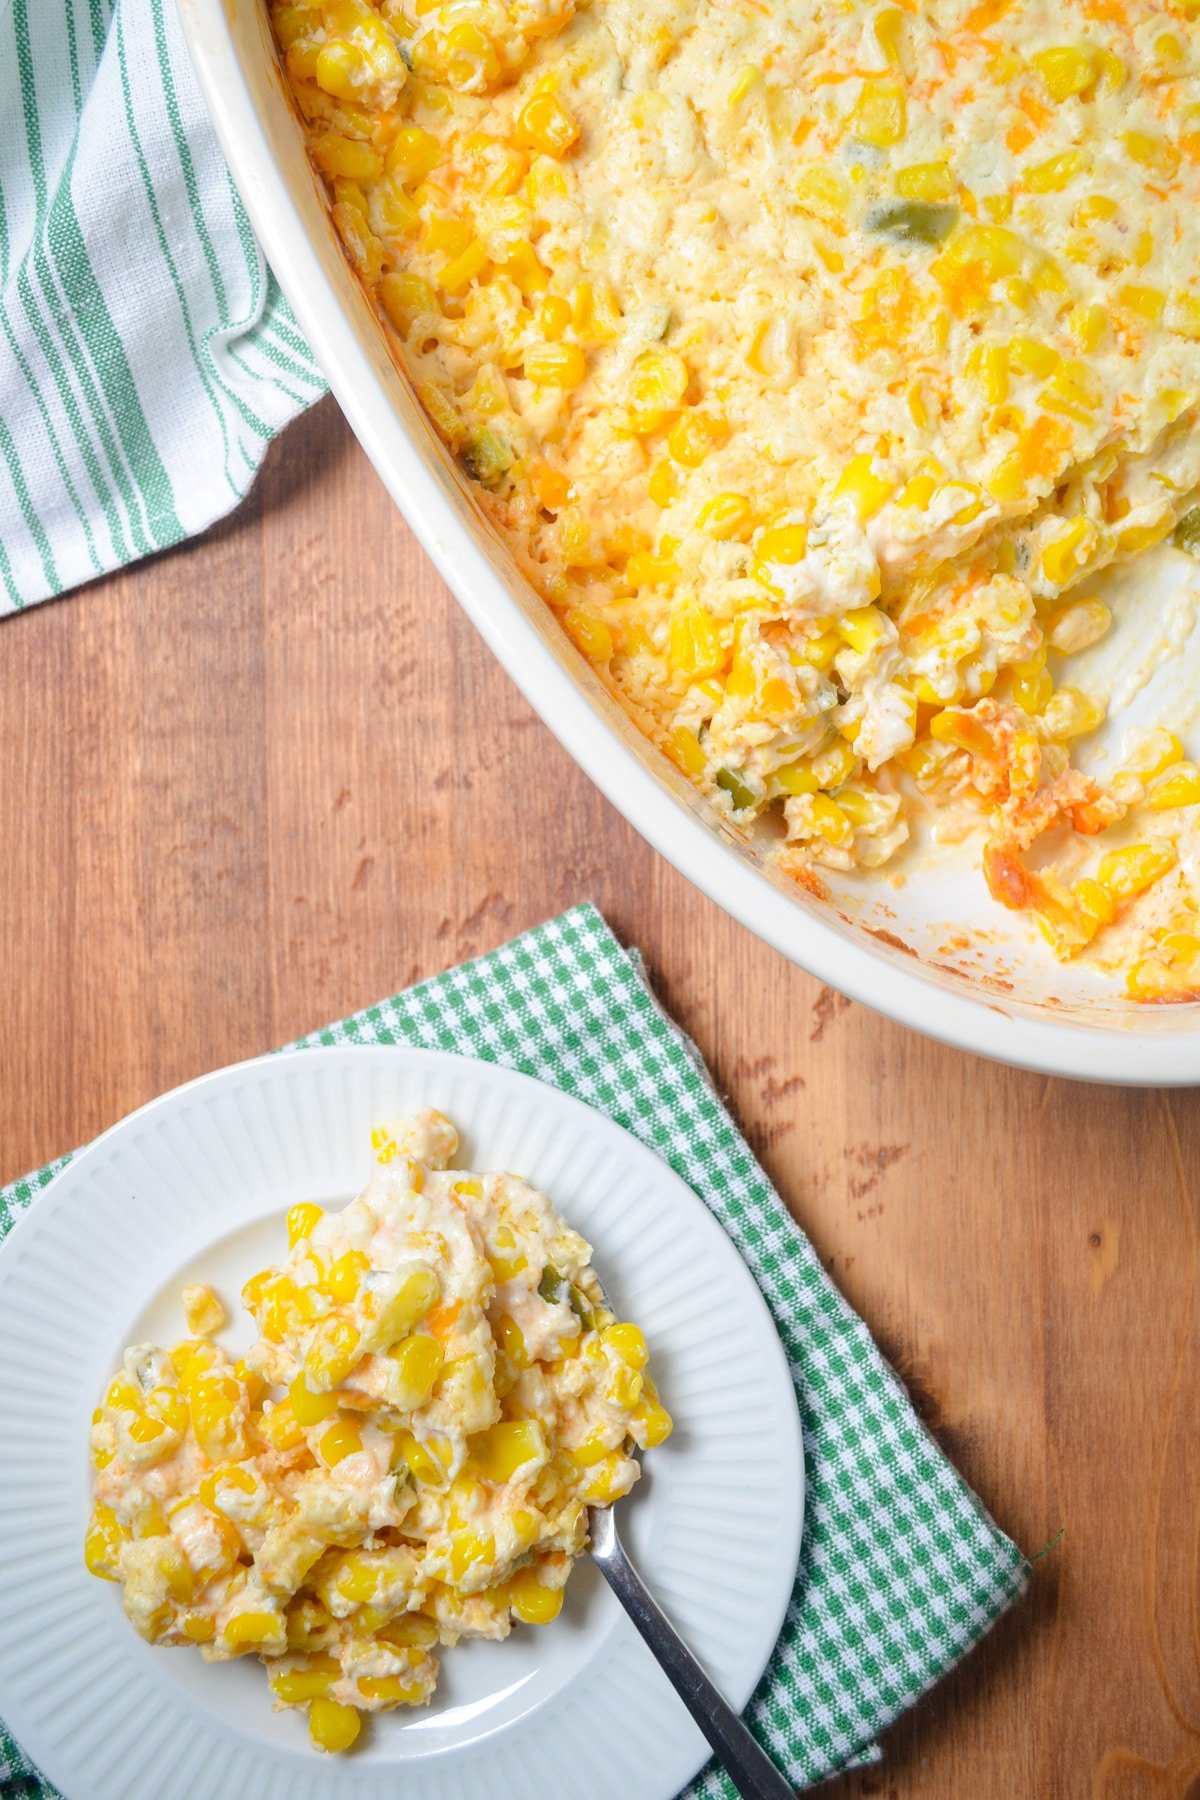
175,0,1200,1083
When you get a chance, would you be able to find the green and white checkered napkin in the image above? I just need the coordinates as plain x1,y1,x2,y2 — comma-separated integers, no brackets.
0,904,1029,1796
0,0,326,612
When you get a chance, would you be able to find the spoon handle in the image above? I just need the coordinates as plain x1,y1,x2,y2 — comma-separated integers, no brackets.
591,1533,795,1799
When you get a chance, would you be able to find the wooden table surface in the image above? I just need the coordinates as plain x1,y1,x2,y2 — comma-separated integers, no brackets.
3,394,1200,1799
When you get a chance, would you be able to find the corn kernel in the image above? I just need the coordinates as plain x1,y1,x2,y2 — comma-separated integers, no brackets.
387,1333,445,1407
833,455,894,521
895,161,954,202
756,521,809,564
319,1419,364,1466
563,607,614,661
1147,764,1200,810
305,1317,363,1390
516,92,579,158
287,1202,323,1248
696,493,751,539
1043,687,1104,740
309,1697,362,1753
523,341,586,388
269,1655,341,1705
1096,843,1177,902
311,131,383,184
1024,149,1089,193
850,78,906,147
469,1419,546,1482
1031,45,1100,102
386,124,441,182
668,606,724,678
508,1567,564,1625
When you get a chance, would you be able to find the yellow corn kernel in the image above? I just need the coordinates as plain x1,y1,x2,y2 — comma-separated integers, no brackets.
321,1250,367,1305
1118,284,1165,326
385,124,441,183
372,177,420,238
1008,336,1059,380
648,460,681,508
667,606,724,678
1096,843,1177,903
671,725,707,777
508,1567,564,1625
319,1419,364,1466
1040,518,1095,587
313,41,369,103
1031,45,1100,102
581,1452,633,1505
180,1611,216,1643
523,341,586,388
1024,149,1089,193
849,78,906,148
1067,303,1106,353
469,1419,546,1482
309,1697,362,1753
199,1462,258,1514
563,606,614,661
1121,131,1180,180
482,1318,526,1385
224,1609,284,1651
311,131,383,184
84,1504,125,1580
897,470,939,509
1046,597,1111,654
287,1202,323,1248
696,493,750,539
1042,687,1104,740
833,455,894,521
439,237,488,295
144,1386,188,1434
571,277,622,346
288,1373,338,1427
894,160,954,202
602,1322,649,1368
305,1317,363,1390
808,794,853,846
1147,764,1200,810
667,410,727,468
538,293,572,340
258,1399,306,1451
387,1333,445,1407
516,92,579,158
1116,506,1175,554
1166,293,1200,343
756,522,809,565
1074,878,1115,926
632,1395,674,1448
379,272,438,334
269,1655,341,1705
626,543,680,586
370,1268,441,1349
795,164,851,227
840,607,890,656
392,1429,452,1483
359,1673,426,1705
629,347,689,417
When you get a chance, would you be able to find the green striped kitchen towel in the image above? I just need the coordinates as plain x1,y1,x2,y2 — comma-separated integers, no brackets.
0,0,326,612
0,903,1029,1796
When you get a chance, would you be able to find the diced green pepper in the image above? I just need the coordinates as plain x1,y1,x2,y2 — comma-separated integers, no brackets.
716,767,758,812
462,429,514,488
538,1266,568,1305
1174,507,1200,558
864,200,960,247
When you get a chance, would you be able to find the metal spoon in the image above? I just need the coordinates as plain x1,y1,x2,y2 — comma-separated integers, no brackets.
588,1494,795,1799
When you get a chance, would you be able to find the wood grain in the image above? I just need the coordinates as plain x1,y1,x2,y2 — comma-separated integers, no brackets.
3,395,1200,1798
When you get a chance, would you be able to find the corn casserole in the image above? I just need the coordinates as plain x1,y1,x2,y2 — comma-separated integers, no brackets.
85,1109,672,1752
271,0,1200,995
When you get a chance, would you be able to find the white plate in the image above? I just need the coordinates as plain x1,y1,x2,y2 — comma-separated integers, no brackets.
0,1047,803,1800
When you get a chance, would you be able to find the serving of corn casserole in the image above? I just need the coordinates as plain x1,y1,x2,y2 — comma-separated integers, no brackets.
85,1109,671,1752
271,0,1200,996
